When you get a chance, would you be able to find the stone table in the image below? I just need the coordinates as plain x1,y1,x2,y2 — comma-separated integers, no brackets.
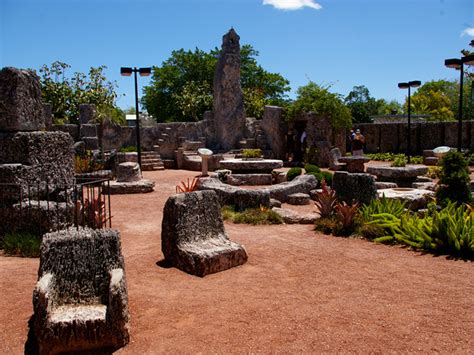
367,165,429,187
219,158,283,174
338,156,371,173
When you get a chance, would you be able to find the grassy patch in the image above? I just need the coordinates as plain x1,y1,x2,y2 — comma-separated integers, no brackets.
2,232,42,257
222,205,283,225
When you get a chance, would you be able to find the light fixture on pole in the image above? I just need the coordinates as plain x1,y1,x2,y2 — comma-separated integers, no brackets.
444,54,474,151
398,80,421,164
120,66,152,169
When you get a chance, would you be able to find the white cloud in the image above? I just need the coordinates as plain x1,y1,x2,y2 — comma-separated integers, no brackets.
461,27,474,37
263,0,322,11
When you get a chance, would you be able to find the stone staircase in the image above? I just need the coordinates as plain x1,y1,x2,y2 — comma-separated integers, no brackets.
141,150,165,171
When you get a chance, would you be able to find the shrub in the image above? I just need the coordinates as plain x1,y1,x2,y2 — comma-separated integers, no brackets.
119,145,137,153
242,149,262,159
286,167,302,181
74,153,104,174
391,155,407,167
436,151,472,206
2,232,41,257
304,164,321,173
426,166,441,179
320,171,333,187
222,205,283,225
314,217,338,235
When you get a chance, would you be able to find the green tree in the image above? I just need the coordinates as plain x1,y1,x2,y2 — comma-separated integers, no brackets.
403,79,474,121
288,81,352,129
375,99,403,115
344,85,380,123
39,61,123,124
142,45,290,122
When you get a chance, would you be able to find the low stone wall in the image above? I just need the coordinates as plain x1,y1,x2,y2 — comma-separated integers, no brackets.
354,121,474,154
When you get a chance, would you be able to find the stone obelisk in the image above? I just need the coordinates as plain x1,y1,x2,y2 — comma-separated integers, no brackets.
212,28,246,151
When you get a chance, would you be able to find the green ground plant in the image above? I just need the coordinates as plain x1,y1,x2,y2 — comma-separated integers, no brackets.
366,153,423,164
222,205,283,225
242,149,262,159
119,146,137,152
304,164,321,173
2,232,41,257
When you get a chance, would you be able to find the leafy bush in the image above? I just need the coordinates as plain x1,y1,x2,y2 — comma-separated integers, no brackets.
2,232,41,257
304,164,321,173
74,152,104,174
391,155,407,167
222,205,283,225
426,166,441,179
367,153,423,164
119,146,137,153
320,171,333,186
242,149,262,159
436,151,472,206
286,167,302,181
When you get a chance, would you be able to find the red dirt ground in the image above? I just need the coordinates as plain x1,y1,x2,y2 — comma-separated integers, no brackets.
0,167,473,353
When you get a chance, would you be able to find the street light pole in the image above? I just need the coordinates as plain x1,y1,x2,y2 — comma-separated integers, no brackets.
120,66,151,169
133,69,142,168
444,54,474,151
398,80,421,164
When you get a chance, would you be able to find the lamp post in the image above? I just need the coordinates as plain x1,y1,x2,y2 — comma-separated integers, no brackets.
120,67,152,168
444,54,474,151
398,80,421,163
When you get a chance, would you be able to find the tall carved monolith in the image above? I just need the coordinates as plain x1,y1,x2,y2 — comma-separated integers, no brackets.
212,28,246,151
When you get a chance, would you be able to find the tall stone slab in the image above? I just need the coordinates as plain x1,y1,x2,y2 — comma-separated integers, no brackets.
0,67,45,131
212,28,246,151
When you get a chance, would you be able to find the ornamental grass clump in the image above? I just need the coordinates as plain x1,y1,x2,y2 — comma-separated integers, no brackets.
2,232,41,257
222,205,283,225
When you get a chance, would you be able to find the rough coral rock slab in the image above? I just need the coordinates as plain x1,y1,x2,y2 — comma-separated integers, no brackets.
271,207,317,224
162,190,247,277
378,188,435,210
0,67,45,131
333,171,377,205
286,193,311,205
31,227,130,354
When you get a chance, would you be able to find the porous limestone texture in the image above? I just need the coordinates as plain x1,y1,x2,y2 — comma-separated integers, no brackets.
219,158,283,174
0,131,74,186
367,165,429,187
30,227,130,354
378,188,435,211
212,29,246,151
0,67,45,131
233,189,270,211
226,173,273,186
271,207,318,224
286,193,311,205
197,174,318,206
116,162,141,183
104,179,155,194
161,190,248,277
333,171,377,205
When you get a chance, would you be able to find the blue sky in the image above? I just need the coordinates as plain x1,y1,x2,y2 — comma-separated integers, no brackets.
1,0,473,110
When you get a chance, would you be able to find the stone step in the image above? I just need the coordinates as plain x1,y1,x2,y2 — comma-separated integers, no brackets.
142,159,163,165
141,163,165,171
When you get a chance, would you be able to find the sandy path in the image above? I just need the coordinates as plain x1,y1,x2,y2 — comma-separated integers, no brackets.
0,168,472,353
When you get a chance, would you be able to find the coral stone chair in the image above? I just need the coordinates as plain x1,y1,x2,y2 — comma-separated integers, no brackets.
31,227,130,354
